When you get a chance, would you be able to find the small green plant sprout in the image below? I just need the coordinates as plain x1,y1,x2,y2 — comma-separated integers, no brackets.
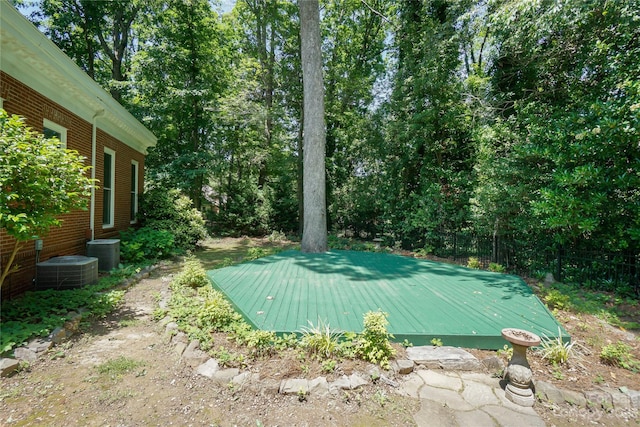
299,318,343,359
600,342,640,372
488,262,506,273
297,388,307,402
430,338,443,347
467,257,481,269
373,389,387,407
402,339,413,348
356,310,396,369
551,363,565,380
497,344,513,361
537,328,576,365
321,359,337,373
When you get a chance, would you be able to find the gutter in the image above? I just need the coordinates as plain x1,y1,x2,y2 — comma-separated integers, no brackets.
90,109,105,241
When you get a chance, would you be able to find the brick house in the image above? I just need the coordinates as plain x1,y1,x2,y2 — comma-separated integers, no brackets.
0,1,156,298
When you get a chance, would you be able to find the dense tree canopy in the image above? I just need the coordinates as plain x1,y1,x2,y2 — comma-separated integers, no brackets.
19,0,640,288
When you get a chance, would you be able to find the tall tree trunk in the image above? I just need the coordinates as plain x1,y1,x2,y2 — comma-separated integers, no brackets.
297,108,304,235
299,0,327,253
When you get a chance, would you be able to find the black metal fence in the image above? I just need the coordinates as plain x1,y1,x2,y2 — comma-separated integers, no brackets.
428,232,639,297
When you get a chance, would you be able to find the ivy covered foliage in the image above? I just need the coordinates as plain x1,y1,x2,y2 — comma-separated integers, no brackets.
0,266,145,354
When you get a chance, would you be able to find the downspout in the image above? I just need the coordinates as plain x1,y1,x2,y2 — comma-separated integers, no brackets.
90,109,105,241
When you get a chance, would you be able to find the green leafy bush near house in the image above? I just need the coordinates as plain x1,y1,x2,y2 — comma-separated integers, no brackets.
0,109,94,289
119,227,175,263
138,187,208,251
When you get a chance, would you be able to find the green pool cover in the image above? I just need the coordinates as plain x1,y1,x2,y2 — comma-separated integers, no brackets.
208,250,567,350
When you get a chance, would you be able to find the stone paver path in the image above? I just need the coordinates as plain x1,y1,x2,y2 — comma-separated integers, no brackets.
399,369,546,427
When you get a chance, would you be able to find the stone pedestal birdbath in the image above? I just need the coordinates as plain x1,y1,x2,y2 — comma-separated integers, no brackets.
501,328,541,407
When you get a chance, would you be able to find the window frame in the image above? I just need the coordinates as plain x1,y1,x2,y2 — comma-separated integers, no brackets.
102,147,115,228
43,119,67,148
130,160,139,224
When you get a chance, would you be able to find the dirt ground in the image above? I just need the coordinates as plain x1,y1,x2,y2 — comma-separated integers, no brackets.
1,240,639,426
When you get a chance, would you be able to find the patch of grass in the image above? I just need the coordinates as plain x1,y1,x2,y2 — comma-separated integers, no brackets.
96,356,145,378
118,318,140,328
98,388,135,405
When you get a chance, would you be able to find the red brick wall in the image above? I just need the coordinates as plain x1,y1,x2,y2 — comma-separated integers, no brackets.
94,130,145,239
1,71,145,298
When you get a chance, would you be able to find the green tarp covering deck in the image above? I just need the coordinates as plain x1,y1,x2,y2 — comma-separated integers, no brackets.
208,250,567,349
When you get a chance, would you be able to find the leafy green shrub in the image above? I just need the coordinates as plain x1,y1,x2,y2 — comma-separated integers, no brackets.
0,110,94,289
299,319,343,359
138,187,207,251
245,247,268,261
467,257,481,269
600,342,640,371
195,288,243,332
237,329,277,357
120,227,175,263
172,256,210,288
273,333,299,351
356,311,396,369
542,288,572,311
488,263,506,273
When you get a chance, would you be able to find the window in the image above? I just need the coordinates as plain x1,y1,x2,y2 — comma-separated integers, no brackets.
130,160,139,223
103,148,115,228
43,119,67,148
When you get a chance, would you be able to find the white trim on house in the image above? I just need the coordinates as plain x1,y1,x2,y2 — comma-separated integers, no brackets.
103,147,116,229
130,160,139,224
0,0,156,154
